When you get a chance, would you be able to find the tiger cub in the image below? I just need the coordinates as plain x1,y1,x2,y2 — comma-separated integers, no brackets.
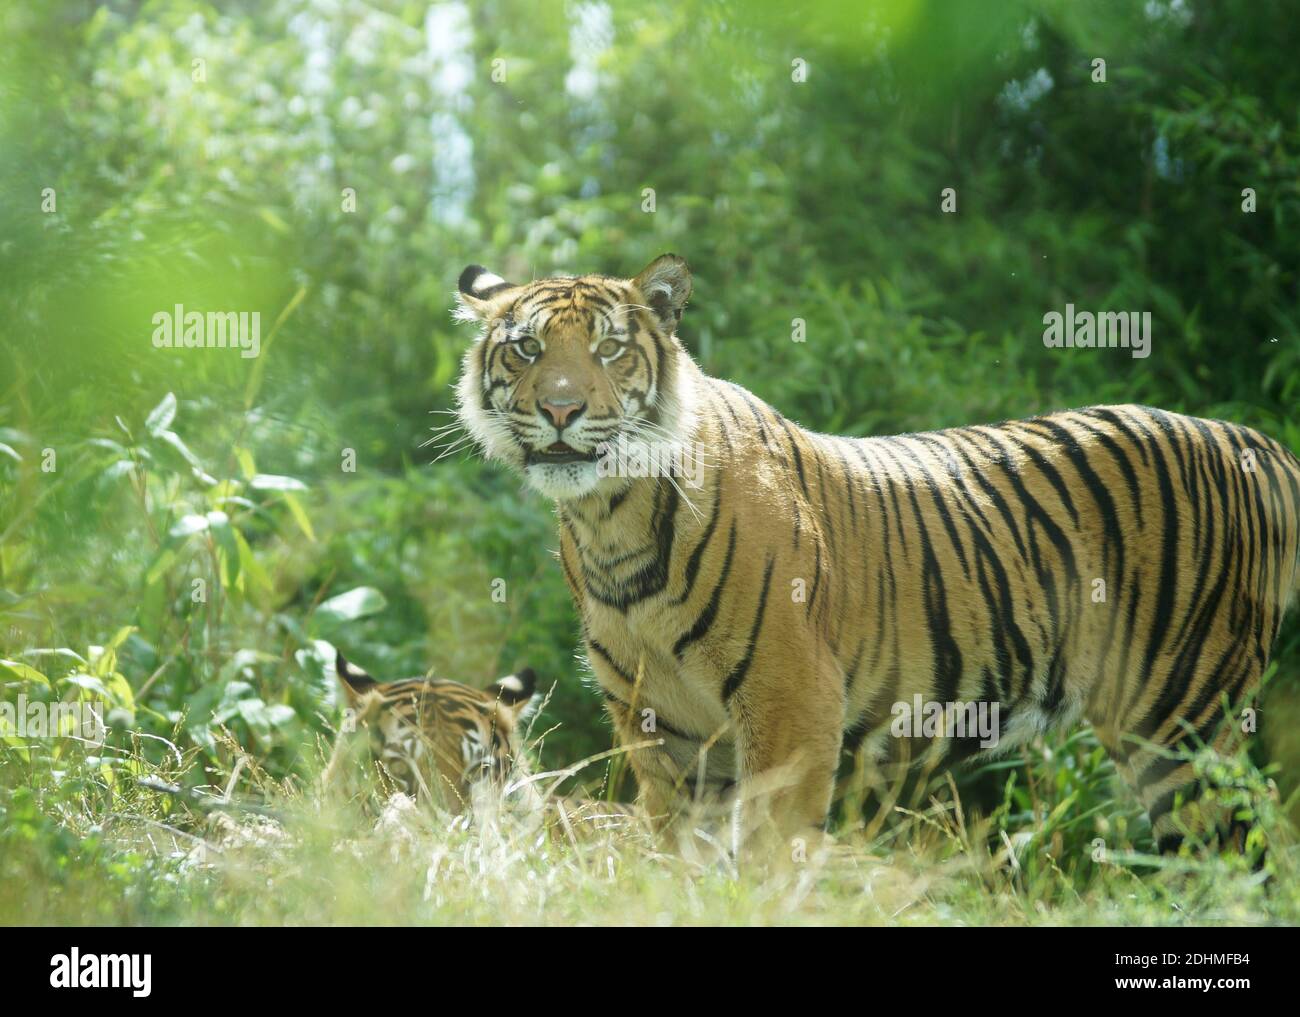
453,253,1300,853
323,653,538,811
323,654,642,836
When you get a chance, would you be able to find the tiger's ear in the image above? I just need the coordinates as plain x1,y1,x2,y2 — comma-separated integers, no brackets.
490,667,536,706
632,254,692,329
455,264,518,322
335,652,377,705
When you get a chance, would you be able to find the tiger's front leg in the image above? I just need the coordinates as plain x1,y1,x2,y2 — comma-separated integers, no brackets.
601,694,684,829
728,646,844,856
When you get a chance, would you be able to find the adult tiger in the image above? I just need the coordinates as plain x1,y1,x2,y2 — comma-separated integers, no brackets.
453,254,1300,853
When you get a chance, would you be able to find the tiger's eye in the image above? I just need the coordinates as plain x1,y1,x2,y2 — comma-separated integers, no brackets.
597,338,621,359
518,337,541,358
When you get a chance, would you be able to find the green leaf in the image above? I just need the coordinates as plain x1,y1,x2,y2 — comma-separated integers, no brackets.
218,680,257,706
102,460,136,482
234,447,257,479
316,586,388,622
0,442,21,462
87,438,129,455
282,491,316,542
157,430,217,486
208,512,241,588
257,207,291,234
233,529,271,597
169,513,210,538
24,648,89,667
243,285,307,409
105,625,137,653
0,659,51,687
63,673,110,697
104,672,135,714
144,548,177,586
236,696,271,733
250,473,307,492
145,392,177,436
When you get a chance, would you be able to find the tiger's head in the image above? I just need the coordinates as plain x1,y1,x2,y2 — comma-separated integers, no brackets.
332,653,538,812
453,254,696,501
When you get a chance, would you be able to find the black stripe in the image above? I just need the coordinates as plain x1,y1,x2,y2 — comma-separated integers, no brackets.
722,556,776,701
887,438,972,582
1084,406,1151,469
944,431,1030,562
1002,428,1080,527
585,479,679,611
807,541,822,617
559,547,582,596
600,691,700,742
588,638,634,685
873,442,964,705
829,441,858,529
728,382,779,455
1128,411,1182,713
843,632,868,697
856,441,910,556
965,426,1077,650
846,659,903,756
1066,413,1145,529
674,522,738,658
675,469,723,604
774,413,812,499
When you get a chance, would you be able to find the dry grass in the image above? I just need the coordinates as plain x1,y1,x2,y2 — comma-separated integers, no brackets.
3,726,1297,927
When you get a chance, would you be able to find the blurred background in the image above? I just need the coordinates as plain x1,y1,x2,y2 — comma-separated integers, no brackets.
1,0,1297,814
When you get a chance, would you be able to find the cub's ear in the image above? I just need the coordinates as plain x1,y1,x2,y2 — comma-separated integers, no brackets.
632,254,692,329
455,264,518,322
490,667,537,708
335,652,377,705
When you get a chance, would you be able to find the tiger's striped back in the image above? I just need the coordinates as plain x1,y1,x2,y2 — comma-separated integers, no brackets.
812,405,1300,847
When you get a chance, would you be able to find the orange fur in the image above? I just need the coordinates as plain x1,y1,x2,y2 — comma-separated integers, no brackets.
455,255,1300,852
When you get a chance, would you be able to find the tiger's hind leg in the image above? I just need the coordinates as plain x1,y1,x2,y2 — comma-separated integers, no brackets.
1090,657,1267,859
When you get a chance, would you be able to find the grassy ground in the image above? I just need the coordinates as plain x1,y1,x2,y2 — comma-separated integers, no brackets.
3,711,1296,927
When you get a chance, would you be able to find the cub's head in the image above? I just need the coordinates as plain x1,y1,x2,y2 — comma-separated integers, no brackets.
333,653,538,812
453,254,694,501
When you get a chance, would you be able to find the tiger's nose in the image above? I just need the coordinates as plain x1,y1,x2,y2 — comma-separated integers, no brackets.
540,400,586,429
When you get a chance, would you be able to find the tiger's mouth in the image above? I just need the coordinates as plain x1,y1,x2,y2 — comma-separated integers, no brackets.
524,441,599,466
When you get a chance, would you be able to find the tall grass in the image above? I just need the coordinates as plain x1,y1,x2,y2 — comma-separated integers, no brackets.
2,704,1295,927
